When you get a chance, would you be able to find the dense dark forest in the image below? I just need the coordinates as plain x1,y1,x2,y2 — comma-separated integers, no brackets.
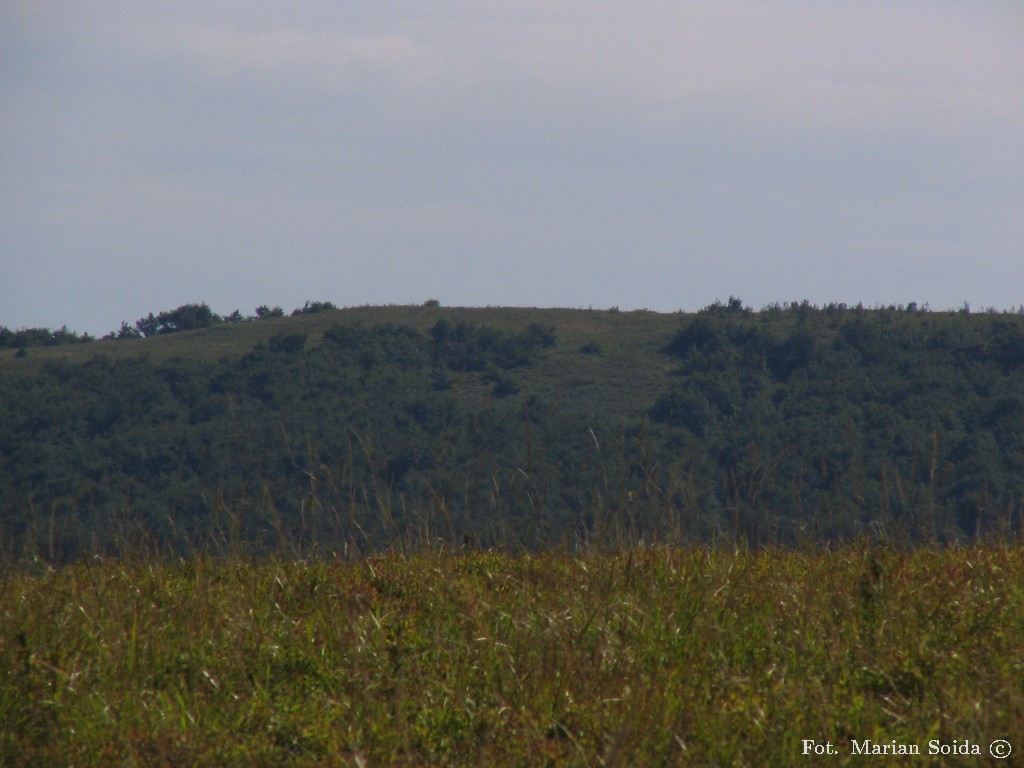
2,300,1023,560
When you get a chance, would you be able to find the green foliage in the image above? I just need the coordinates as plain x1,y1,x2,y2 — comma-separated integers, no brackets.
2,303,1024,560
430,319,555,371
290,300,337,316
267,334,308,354
2,545,1023,766
0,325,93,348
133,303,217,337
648,305,1024,544
255,305,285,319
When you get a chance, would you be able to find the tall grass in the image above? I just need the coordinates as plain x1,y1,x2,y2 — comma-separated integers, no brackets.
3,543,1024,766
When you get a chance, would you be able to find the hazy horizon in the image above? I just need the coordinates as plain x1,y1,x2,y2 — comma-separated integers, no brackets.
3,2,1022,336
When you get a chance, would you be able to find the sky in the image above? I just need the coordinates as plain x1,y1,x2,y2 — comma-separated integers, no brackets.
2,1,1023,336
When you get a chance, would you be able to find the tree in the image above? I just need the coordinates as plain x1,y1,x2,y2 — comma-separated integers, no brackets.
116,321,142,339
155,303,215,334
291,300,337,316
135,313,159,337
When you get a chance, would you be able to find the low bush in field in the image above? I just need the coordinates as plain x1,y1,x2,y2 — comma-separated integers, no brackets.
3,544,1024,766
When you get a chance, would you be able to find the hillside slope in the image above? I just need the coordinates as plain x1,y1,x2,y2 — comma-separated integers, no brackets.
2,302,1023,559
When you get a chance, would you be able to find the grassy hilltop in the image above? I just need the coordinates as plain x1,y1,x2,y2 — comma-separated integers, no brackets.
1,304,675,419
2,300,1024,558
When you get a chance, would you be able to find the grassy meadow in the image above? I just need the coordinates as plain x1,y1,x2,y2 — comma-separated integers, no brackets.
4,543,1024,766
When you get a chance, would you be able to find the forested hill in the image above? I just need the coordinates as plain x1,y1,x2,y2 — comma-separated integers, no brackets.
3,301,1024,560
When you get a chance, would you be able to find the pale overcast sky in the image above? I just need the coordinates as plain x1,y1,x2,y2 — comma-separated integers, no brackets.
2,1,1022,335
